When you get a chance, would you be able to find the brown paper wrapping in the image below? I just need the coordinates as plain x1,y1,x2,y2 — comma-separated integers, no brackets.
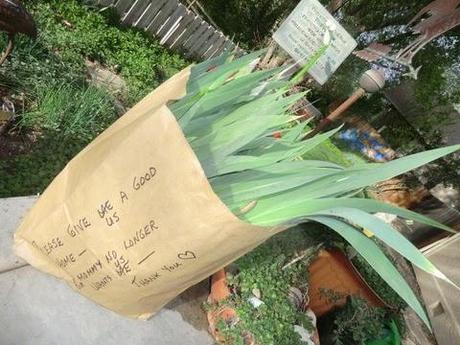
14,67,282,319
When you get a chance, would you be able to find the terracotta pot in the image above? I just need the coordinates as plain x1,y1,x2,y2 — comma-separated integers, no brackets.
207,269,239,343
308,249,387,317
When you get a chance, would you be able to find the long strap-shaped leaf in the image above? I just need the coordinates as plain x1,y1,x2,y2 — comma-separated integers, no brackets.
305,215,431,329
186,50,266,95
210,127,342,176
243,196,453,233
320,198,454,232
179,68,283,128
310,207,457,287
214,169,340,207
273,145,460,200
188,51,231,83
242,146,460,223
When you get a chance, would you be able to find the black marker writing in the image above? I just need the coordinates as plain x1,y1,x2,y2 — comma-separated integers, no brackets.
105,250,131,277
56,253,76,268
76,259,103,281
161,262,182,272
67,217,92,238
131,273,161,288
123,219,158,250
133,167,157,191
138,250,156,265
42,237,64,256
90,275,113,291
97,200,120,228
120,191,128,204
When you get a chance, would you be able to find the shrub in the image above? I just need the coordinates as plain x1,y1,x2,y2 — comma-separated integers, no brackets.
199,0,300,48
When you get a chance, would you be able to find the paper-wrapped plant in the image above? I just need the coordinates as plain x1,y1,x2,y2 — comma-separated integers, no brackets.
14,49,459,322
169,50,459,327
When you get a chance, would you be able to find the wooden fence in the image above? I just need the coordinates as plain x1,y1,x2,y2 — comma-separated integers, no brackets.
94,0,236,59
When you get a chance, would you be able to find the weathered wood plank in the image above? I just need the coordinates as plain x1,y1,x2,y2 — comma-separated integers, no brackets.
170,14,201,49
197,31,220,58
415,234,460,345
213,39,232,57
188,26,215,56
211,40,227,57
90,0,240,59
98,0,116,6
157,4,187,42
205,34,226,59
194,30,217,57
164,10,195,47
122,0,151,25
147,0,177,35
182,20,208,51
114,0,136,17
135,0,168,29
221,39,236,53
203,33,225,59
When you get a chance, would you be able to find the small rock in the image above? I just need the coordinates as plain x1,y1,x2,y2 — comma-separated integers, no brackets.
293,325,316,345
288,287,305,310
248,296,264,308
85,60,127,99
305,308,317,327
252,288,261,299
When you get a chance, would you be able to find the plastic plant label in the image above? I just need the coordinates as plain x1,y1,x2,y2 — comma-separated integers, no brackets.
273,0,357,84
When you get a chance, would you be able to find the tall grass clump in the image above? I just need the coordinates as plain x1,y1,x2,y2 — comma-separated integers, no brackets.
19,83,116,140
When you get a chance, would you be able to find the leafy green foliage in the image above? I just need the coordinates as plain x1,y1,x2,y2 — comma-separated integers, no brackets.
198,0,298,48
0,34,85,97
0,135,86,196
319,294,404,345
318,0,460,107
351,251,406,310
28,0,188,104
307,216,430,327
19,83,116,141
214,227,317,345
327,2,460,188
330,296,388,345
199,0,460,187
173,53,459,327
0,0,188,197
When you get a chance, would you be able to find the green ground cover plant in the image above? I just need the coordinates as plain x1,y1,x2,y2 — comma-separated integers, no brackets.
321,296,400,345
29,0,187,104
212,227,317,345
0,0,188,197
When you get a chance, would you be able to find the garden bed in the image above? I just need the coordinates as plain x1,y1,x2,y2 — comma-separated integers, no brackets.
0,0,358,198
0,4,437,345
0,0,187,197
205,226,409,345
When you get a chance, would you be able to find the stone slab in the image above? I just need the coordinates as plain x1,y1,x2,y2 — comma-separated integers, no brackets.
0,196,37,272
0,265,213,345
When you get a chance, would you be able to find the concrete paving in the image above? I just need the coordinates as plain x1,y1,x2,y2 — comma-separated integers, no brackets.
0,196,214,345
0,196,35,272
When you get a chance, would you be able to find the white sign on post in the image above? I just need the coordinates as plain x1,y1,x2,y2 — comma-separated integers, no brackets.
273,0,357,85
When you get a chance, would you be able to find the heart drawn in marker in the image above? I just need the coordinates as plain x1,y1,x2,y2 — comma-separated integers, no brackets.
177,251,197,260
